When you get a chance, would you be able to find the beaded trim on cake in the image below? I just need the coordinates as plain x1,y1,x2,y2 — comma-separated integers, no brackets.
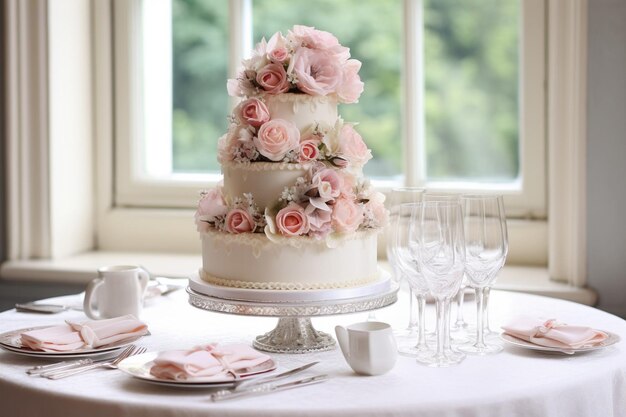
199,268,379,291
222,161,313,172
263,92,337,106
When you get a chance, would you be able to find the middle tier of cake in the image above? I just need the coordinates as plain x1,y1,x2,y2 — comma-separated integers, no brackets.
222,161,313,209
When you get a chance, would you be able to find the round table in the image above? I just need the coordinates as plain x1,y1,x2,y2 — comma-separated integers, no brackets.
0,288,625,417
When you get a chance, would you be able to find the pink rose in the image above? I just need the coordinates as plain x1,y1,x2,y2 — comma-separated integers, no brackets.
269,47,289,63
332,198,364,233
237,98,270,127
298,140,320,162
225,209,255,234
337,59,364,104
254,119,300,161
256,63,290,94
267,32,289,63
338,124,372,167
276,203,310,236
288,48,342,96
197,187,229,219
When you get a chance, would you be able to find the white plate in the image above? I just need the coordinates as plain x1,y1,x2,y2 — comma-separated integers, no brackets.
188,269,391,303
0,326,144,359
117,352,277,388
500,331,621,354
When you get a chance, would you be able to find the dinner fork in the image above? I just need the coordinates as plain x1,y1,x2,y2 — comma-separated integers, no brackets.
42,345,146,379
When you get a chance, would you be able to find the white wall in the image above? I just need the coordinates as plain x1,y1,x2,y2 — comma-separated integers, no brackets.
586,0,626,317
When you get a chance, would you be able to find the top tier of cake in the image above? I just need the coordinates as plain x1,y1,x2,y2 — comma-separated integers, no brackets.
264,93,338,131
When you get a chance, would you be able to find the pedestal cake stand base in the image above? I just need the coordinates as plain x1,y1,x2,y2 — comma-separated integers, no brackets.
253,317,336,354
186,279,398,354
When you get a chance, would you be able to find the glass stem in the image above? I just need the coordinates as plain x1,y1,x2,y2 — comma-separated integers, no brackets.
444,298,451,350
475,287,486,348
408,287,418,330
455,287,466,326
435,299,445,357
483,286,491,332
416,294,427,348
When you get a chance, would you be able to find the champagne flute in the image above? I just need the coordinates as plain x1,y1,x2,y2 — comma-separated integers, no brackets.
392,203,431,358
410,201,466,367
458,195,508,355
423,192,469,335
386,188,424,340
484,196,509,338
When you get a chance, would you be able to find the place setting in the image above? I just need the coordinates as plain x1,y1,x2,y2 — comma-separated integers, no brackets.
114,344,333,402
0,316,148,360
499,316,620,355
1,265,153,367
117,343,279,389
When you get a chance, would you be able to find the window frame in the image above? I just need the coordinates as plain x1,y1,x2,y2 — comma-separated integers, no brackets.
1,0,587,288
113,0,545,216
103,0,547,264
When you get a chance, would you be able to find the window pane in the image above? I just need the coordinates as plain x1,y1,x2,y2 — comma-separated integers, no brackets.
424,0,520,182
252,0,403,179
172,0,228,173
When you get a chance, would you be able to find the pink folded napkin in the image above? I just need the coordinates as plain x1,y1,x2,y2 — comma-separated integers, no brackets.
501,316,608,349
20,325,85,352
67,315,149,348
20,315,148,352
150,344,271,381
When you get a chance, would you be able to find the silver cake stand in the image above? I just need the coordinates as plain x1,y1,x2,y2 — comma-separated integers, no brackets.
186,282,399,354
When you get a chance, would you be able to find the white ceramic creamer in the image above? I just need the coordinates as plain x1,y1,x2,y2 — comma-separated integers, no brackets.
335,321,397,376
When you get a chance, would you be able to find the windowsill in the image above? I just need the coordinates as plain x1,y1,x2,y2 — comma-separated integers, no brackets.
0,252,597,306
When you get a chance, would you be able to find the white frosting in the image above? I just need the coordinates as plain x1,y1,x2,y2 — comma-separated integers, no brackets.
203,93,376,293
264,93,338,131
222,162,310,209
201,230,378,289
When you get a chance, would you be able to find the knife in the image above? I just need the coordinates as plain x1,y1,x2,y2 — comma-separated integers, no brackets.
233,361,320,392
15,303,69,314
209,374,330,402
27,359,93,375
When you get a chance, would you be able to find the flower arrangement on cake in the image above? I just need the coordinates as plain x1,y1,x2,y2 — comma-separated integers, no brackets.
195,25,387,245
226,25,364,103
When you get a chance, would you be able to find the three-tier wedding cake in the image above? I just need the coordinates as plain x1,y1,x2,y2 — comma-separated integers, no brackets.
194,25,388,296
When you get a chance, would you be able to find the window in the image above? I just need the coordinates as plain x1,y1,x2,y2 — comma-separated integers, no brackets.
3,0,589,290
115,0,544,211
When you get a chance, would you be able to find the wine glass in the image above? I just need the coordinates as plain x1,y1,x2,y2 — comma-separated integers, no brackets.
410,201,466,367
483,196,509,339
386,188,424,340
391,203,431,358
458,195,508,355
422,192,468,342
421,192,468,351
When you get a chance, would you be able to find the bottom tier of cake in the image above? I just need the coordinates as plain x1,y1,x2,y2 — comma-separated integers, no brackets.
200,230,379,291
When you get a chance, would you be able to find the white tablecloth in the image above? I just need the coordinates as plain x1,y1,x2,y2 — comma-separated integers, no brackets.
0,288,625,417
